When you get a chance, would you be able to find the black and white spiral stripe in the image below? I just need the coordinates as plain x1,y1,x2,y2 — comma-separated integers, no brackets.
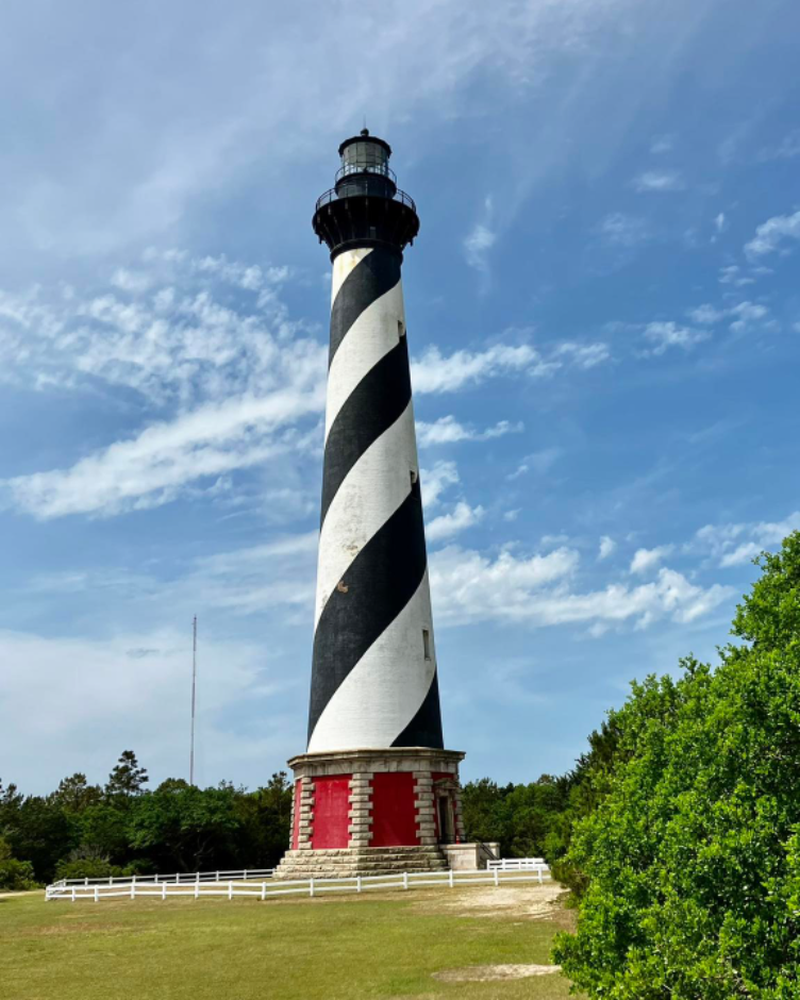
307,246,444,753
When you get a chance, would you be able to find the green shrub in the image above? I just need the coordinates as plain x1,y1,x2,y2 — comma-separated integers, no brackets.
53,856,138,882
553,533,800,999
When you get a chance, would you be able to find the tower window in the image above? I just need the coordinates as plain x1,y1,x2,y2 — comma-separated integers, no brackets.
410,469,418,486
397,320,405,337
422,628,431,661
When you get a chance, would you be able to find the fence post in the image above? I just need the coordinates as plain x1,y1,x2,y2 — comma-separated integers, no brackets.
403,872,408,890
131,882,135,900
71,887,76,903
215,871,220,882
244,869,248,881
537,865,543,885
84,877,89,887
161,882,166,900
494,868,499,887
309,878,315,898
94,886,99,903
448,870,454,889
228,881,233,900
356,875,361,894
261,882,267,901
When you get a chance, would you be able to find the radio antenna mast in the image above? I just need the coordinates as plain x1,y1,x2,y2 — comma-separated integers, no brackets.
190,615,198,786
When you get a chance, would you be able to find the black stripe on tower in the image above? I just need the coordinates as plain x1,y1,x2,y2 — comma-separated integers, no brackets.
308,482,432,743
392,673,443,748
329,251,401,366
320,336,411,527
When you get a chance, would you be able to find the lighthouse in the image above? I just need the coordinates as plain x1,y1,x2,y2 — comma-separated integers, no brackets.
274,132,470,879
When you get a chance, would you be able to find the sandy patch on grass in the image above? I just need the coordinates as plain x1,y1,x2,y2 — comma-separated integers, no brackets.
433,964,562,982
415,882,565,920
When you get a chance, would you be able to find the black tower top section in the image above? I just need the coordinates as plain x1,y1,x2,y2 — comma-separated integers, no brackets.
313,129,420,260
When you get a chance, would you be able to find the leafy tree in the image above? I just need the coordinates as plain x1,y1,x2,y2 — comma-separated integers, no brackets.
105,751,148,799
0,837,37,890
3,796,77,883
234,772,293,868
73,803,132,862
461,778,511,850
0,778,23,832
51,773,102,813
127,779,242,872
554,532,800,1000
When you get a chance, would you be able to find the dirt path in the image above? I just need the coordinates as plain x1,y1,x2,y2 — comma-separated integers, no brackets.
413,881,568,921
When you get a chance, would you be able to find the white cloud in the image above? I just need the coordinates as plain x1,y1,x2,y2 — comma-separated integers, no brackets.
0,250,313,407
427,501,485,541
630,545,674,575
694,511,800,567
415,415,523,447
687,303,725,325
412,338,608,395
431,545,730,629
599,213,649,248
744,209,800,259
714,212,727,233
598,535,616,560
757,130,800,162
649,134,674,154
633,171,685,192
642,321,709,355
464,223,497,272
554,342,611,369
718,265,755,286
686,301,772,333
507,447,562,481
728,301,771,333
420,460,460,509
2,387,324,519
412,343,549,393
187,533,318,616
110,268,153,294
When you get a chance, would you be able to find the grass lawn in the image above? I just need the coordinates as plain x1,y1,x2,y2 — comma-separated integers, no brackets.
0,885,582,999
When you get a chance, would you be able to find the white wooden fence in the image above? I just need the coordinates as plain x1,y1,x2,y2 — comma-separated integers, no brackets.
51,867,275,888
46,866,551,903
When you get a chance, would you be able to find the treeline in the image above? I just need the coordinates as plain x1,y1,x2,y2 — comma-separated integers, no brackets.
0,753,291,887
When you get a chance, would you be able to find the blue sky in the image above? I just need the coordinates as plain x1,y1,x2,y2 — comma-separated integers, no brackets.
2,0,799,794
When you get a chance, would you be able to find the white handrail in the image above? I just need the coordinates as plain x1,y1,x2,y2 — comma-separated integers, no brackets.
487,858,547,870
54,867,275,887
45,867,551,903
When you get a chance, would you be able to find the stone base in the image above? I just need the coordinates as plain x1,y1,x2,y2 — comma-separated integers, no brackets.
442,842,500,871
286,747,466,853
273,845,450,880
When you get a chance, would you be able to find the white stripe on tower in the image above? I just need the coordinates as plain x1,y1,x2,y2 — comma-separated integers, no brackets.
308,245,443,752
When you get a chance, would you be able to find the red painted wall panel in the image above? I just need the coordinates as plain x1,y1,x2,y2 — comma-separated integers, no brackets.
370,771,418,847
291,779,302,849
311,774,351,849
